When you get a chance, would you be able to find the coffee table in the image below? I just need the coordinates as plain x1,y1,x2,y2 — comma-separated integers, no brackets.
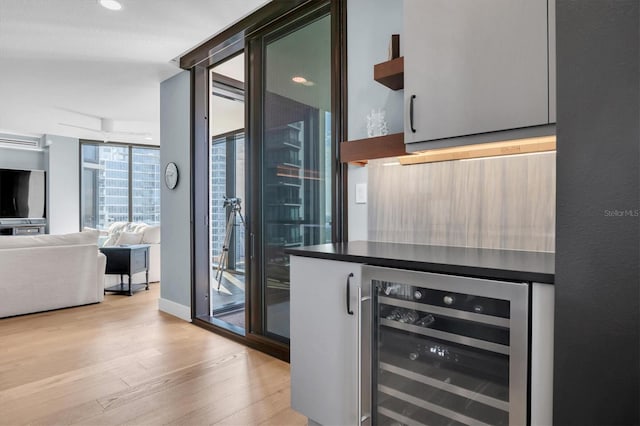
100,244,150,296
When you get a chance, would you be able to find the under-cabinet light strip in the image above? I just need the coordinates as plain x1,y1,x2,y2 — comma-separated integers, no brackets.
398,135,556,166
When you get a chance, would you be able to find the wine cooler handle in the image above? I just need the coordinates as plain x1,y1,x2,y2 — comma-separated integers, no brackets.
409,94,417,133
357,285,362,424
346,273,354,315
359,284,372,425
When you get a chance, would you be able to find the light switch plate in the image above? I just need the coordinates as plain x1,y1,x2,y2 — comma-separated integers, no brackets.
355,183,367,204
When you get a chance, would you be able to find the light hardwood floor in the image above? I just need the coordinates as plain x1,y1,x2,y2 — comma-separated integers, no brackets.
0,284,306,426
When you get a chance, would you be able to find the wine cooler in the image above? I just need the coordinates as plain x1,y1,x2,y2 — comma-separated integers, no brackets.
360,266,529,426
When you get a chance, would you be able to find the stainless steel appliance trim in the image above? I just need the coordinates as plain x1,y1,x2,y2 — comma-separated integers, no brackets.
378,295,510,328
363,265,528,426
362,265,528,300
379,384,493,426
507,278,529,426
380,318,510,355
360,279,372,425
380,361,509,411
357,285,362,425
377,406,426,426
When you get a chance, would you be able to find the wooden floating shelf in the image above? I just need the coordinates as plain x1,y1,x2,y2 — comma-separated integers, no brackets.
340,132,407,165
374,57,404,90
398,135,557,166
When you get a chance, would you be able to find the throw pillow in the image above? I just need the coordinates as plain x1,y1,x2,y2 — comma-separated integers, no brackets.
128,222,147,233
108,221,128,234
116,231,143,246
104,222,128,246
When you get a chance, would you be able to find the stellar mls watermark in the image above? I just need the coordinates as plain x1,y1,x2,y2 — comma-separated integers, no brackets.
604,209,639,217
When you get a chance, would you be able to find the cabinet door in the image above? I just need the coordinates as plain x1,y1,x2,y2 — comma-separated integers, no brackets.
290,256,362,425
404,0,549,143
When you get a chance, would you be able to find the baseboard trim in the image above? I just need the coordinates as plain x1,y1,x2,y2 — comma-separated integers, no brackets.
158,298,192,322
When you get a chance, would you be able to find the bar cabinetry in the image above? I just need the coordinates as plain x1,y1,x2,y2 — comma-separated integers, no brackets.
290,252,554,425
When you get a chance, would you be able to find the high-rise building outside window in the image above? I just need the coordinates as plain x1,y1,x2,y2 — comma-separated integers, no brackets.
81,142,160,229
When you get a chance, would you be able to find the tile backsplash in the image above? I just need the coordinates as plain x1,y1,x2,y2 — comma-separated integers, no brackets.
368,152,555,252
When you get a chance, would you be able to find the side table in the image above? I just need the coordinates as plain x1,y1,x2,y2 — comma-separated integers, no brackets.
100,244,150,296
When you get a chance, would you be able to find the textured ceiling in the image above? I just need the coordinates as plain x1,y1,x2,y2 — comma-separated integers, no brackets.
0,0,269,144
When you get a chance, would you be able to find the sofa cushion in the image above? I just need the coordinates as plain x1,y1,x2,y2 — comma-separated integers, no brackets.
142,225,160,244
0,230,99,250
116,231,143,246
83,226,108,236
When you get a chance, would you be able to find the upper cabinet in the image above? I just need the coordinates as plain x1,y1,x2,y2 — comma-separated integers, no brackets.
404,0,554,146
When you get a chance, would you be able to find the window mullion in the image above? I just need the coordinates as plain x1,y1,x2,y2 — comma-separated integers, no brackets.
128,145,133,223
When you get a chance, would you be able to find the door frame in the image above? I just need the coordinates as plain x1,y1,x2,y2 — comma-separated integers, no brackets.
189,0,346,361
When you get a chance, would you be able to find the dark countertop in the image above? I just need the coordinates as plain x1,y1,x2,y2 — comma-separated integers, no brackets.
285,241,554,284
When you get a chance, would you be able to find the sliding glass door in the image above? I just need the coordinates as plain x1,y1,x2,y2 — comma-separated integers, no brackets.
191,0,343,358
252,10,333,342
207,53,247,334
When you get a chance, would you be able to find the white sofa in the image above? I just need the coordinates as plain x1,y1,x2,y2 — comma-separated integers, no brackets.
0,230,106,318
102,222,160,284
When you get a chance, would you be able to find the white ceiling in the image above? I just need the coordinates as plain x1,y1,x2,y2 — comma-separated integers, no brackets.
0,0,269,145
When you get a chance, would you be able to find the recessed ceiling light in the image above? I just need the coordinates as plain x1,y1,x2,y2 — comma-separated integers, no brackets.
99,0,122,11
292,76,307,84
144,136,153,141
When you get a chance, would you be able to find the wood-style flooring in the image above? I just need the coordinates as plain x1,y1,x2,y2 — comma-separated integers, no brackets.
0,284,306,426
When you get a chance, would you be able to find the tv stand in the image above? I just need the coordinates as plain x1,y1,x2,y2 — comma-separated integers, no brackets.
0,219,46,236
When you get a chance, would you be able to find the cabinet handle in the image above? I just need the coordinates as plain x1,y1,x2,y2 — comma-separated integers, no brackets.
346,272,354,315
410,94,417,133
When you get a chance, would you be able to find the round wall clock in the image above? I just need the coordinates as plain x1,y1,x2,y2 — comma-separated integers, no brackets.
164,162,179,190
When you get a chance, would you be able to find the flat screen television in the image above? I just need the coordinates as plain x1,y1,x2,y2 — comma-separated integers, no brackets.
0,169,46,219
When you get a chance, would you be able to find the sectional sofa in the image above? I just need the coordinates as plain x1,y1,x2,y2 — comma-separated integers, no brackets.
0,230,106,318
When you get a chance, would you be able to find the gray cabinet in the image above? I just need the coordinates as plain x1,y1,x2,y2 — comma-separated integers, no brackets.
290,255,554,425
531,282,555,426
404,0,550,146
290,256,363,425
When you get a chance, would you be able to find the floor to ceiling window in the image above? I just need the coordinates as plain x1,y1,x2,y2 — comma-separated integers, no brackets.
81,142,160,229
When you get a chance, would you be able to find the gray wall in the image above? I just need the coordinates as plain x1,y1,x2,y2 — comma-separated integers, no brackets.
160,71,192,309
0,147,45,170
44,135,80,234
554,1,639,423
347,0,403,241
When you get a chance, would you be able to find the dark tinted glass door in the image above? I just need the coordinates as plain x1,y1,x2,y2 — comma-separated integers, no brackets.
259,13,333,342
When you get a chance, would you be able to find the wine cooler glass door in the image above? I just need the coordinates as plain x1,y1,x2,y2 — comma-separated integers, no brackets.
362,266,529,426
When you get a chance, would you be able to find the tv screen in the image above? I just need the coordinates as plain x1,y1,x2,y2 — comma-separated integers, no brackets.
0,169,46,219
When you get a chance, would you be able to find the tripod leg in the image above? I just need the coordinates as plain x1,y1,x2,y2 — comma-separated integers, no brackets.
216,210,235,291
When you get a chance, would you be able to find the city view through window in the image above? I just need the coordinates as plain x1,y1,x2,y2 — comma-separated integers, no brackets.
210,133,245,274
81,143,161,230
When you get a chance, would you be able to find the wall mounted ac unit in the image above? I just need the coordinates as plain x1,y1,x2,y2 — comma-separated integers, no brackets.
0,132,42,151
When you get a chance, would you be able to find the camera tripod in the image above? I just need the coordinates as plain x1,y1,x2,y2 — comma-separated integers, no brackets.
214,197,245,291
